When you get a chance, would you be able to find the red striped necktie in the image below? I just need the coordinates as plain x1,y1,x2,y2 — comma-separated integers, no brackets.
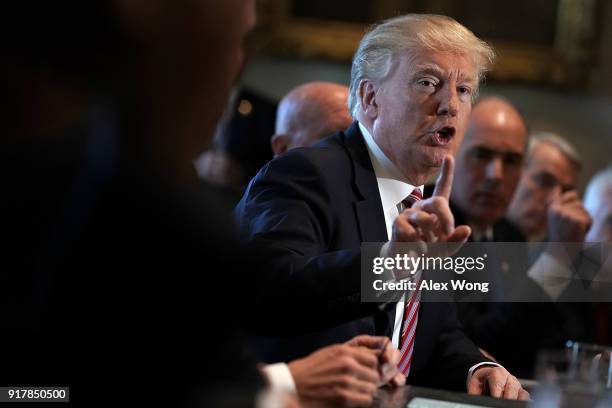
398,187,422,376
400,188,423,212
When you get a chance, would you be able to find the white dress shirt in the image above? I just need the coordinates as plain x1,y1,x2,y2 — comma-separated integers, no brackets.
359,122,424,349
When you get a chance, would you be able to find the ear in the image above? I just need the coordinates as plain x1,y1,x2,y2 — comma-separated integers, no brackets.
359,79,379,120
271,133,289,156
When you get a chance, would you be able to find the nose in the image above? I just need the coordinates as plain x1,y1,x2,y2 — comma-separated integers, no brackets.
485,157,503,183
437,83,459,117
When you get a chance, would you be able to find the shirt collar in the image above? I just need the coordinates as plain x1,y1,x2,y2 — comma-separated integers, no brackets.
359,122,423,212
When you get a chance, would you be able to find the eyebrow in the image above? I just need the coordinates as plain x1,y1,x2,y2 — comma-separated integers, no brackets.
413,63,444,77
413,63,477,84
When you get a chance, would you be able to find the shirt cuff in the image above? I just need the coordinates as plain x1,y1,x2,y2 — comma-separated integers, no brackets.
467,362,502,390
261,363,297,394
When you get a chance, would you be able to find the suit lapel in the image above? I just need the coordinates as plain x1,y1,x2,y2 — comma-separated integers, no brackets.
342,123,394,335
342,123,388,243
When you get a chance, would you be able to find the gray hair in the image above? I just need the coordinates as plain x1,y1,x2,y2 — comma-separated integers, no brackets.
348,14,496,117
584,166,612,215
528,131,582,171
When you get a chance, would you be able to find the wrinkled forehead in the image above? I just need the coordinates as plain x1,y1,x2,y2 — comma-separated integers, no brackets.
400,49,479,82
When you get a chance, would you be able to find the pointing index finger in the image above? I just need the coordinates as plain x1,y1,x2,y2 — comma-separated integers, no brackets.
432,155,455,200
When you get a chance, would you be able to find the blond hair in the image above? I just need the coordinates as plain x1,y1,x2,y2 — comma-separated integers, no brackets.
348,14,496,117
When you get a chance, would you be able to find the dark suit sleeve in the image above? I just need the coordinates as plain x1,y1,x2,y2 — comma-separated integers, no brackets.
236,150,379,334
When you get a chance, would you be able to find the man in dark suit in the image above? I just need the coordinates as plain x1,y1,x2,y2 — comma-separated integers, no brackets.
450,97,528,244
237,14,528,399
5,2,406,407
449,97,593,378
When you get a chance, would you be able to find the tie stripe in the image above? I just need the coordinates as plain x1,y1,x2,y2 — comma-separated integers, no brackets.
397,188,422,376
398,279,422,375
401,188,423,211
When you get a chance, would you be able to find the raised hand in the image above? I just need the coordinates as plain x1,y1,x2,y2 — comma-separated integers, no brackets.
392,155,471,245
547,190,592,243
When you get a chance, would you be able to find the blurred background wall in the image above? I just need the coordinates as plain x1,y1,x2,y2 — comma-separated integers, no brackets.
240,0,612,192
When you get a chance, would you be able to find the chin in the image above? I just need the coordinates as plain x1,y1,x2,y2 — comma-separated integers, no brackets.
424,149,447,168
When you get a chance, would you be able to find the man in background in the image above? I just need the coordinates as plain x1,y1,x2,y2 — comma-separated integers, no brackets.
194,88,277,188
449,99,594,377
271,81,352,156
196,81,351,206
507,132,588,243
449,96,527,242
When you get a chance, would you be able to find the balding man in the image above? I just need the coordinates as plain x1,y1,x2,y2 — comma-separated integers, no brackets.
450,96,528,241
271,81,352,156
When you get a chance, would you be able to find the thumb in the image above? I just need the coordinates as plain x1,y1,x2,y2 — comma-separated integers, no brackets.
346,335,388,350
467,374,485,395
446,225,471,243
443,225,471,256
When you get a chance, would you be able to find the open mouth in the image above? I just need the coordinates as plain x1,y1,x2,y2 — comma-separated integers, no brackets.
432,126,456,146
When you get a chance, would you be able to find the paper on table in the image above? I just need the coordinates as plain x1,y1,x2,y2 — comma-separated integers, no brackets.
408,397,492,408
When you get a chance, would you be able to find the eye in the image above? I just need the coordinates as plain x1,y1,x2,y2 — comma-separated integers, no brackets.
503,153,523,167
472,147,494,161
417,78,438,88
533,172,557,189
457,86,472,95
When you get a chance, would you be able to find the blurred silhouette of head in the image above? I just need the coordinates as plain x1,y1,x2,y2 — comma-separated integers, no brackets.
6,0,256,187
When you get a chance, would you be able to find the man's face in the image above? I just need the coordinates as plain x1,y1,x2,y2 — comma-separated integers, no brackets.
507,142,579,238
451,101,527,228
371,51,477,185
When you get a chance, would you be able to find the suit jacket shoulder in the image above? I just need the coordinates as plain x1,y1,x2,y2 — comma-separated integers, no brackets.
235,123,384,335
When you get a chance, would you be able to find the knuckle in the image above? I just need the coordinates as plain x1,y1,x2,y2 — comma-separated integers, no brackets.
334,389,351,405
334,345,349,357
339,357,355,372
365,382,377,395
430,197,444,206
338,375,352,388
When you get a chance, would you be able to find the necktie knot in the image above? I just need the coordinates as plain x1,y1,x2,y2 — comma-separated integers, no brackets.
401,188,422,210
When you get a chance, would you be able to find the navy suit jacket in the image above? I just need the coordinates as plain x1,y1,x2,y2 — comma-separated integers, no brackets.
236,122,487,391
